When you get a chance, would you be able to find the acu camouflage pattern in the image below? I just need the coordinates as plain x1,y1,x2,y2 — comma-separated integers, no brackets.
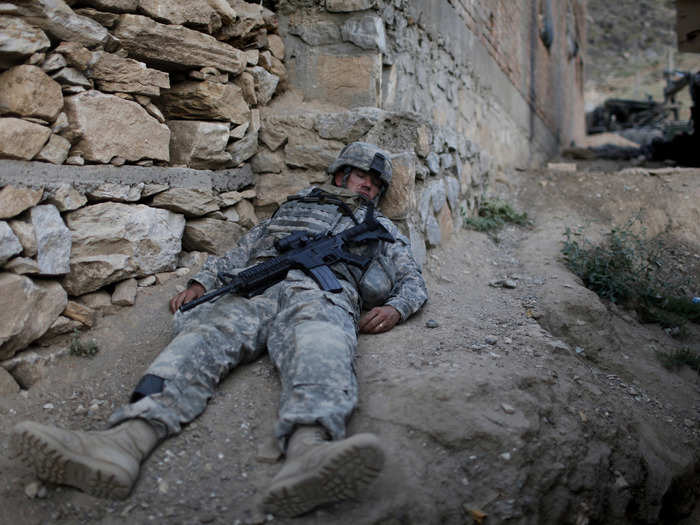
327,142,393,188
109,185,427,448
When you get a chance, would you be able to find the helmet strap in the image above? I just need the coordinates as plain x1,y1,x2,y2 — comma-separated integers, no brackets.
340,166,352,188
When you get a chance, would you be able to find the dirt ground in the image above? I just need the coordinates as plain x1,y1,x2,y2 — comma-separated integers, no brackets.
1,160,699,525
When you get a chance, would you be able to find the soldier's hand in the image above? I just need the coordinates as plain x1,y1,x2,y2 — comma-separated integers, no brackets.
170,283,205,313
359,306,401,334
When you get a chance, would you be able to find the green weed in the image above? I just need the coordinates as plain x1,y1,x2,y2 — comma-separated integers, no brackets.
561,214,699,332
463,200,530,234
70,329,99,357
655,347,700,375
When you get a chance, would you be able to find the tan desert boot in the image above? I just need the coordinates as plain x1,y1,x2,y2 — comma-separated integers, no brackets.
262,425,385,517
11,419,158,499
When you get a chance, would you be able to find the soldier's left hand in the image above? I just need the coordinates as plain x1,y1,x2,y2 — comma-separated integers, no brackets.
359,306,401,334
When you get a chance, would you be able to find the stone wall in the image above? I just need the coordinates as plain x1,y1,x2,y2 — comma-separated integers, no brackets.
0,0,581,360
279,0,586,167
0,0,284,168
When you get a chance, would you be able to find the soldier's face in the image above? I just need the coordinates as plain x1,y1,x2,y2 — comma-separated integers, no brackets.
334,168,382,200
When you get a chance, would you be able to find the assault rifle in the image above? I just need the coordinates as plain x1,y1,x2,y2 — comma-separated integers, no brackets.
179,201,394,312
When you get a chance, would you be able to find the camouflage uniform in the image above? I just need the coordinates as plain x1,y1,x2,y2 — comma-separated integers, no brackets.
109,185,427,447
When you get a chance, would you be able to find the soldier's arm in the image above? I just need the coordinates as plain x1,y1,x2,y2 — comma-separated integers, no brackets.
379,223,428,323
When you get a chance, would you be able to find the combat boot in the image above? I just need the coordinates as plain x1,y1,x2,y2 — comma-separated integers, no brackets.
262,425,385,517
11,419,159,499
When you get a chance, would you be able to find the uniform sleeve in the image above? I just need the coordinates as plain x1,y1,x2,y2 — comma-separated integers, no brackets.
379,221,428,322
189,220,270,291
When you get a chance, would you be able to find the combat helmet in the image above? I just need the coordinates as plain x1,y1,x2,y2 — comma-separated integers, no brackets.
328,142,393,200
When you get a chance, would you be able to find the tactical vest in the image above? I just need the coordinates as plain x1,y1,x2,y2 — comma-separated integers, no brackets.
255,185,393,307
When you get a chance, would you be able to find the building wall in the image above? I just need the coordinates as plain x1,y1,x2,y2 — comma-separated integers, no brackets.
281,0,586,169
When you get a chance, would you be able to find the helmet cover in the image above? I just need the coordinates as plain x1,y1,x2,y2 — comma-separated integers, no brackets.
327,142,393,188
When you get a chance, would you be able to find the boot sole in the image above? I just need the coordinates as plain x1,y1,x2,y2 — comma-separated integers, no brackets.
262,433,385,517
11,422,133,499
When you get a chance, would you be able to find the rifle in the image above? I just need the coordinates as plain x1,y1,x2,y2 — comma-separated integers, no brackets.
179,201,394,312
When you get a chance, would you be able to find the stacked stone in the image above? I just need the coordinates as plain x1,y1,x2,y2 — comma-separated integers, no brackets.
0,163,255,361
252,104,489,267
0,0,286,168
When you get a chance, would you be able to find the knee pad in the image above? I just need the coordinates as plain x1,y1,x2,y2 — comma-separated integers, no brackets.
130,374,165,403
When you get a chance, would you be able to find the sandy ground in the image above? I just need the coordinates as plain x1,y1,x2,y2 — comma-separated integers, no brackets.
1,161,699,525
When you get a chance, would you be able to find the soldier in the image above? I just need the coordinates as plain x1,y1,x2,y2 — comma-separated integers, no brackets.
12,142,428,517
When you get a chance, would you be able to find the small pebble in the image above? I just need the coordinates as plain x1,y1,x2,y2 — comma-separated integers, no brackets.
138,275,157,287
42,403,54,410
485,336,498,345
25,481,41,498
501,403,515,414
503,279,517,289
500,452,512,461
425,319,439,328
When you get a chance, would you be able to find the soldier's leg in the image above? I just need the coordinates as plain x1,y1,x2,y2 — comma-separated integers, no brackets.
267,276,360,443
12,290,278,499
109,290,277,436
262,274,385,517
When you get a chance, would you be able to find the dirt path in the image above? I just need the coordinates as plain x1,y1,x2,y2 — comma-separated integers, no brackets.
1,163,699,524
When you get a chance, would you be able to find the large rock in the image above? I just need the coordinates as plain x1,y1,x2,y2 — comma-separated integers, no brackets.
340,15,386,52
168,120,231,170
425,214,441,247
183,218,246,255
63,90,170,163
111,277,137,306
86,182,143,202
31,204,71,275
73,8,121,28
0,16,51,69
159,81,249,124
0,221,23,266
249,66,278,105
407,224,426,269
139,0,222,34
0,65,63,121
226,129,259,166
260,111,316,151
253,172,318,208
215,0,267,40
62,203,185,295
44,183,87,212
8,217,37,257
77,0,138,13
315,107,384,142
11,0,113,50
0,118,51,160
0,273,67,359
326,0,376,11
437,203,454,244
114,14,245,74
35,134,71,164
288,18,341,46
381,152,415,220
289,49,381,108
151,187,221,217
87,50,170,96
0,366,20,394
0,186,43,219
284,136,344,170
445,175,461,211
